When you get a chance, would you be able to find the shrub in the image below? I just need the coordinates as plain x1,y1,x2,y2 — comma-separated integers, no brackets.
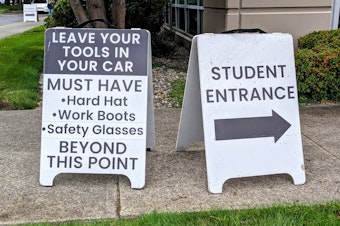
298,29,340,50
295,29,340,103
151,28,176,57
44,0,77,28
125,0,168,33
126,0,175,57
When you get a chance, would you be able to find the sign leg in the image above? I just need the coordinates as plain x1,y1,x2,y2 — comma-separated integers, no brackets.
289,170,306,185
176,36,204,150
125,173,145,189
207,172,226,194
40,172,57,187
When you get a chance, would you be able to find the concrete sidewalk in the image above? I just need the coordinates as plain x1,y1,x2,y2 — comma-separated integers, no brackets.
0,13,45,40
0,106,339,224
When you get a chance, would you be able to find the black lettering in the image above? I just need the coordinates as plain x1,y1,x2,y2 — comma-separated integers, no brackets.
98,79,109,91
129,113,135,121
239,88,248,101
278,65,286,77
88,157,97,169
287,86,295,99
233,66,243,79
111,80,121,91
99,157,110,169
80,141,88,154
135,80,142,92
275,86,286,99
74,156,82,168
115,127,121,135
129,127,136,135
47,78,60,90
57,156,68,168
266,65,277,78
137,127,143,135
122,127,128,135
250,88,261,101
123,80,133,91
74,79,83,91
90,142,102,154
262,87,273,100
245,66,255,79
216,89,227,103
103,142,114,154
222,67,231,79
116,142,127,154
47,155,55,167
118,158,128,169
211,67,221,80
206,89,214,103
62,79,72,90
59,141,68,153
115,113,123,121
130,158,138,170
257,66,265,78
229,88,237,101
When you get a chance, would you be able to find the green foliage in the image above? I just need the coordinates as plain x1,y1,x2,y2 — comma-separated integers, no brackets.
44,0,174,56
298,29,340,50
0,26,44,109
125,0,168,33
0,4,22,13
151,28,177,57
168,78,186,108
296,29,340,104
45,0,169,32
44,0,77,28
126,0,175,57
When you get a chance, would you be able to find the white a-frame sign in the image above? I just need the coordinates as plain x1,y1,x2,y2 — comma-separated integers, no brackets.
176,33,306,193
40,28,155,189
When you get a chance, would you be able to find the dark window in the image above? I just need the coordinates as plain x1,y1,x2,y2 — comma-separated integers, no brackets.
167,0,204,35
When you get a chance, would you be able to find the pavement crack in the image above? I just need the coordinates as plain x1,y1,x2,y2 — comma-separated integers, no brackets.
116,177,121,218
302,133,340,160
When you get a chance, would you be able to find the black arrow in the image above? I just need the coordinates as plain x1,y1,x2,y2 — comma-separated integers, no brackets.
214,110,291,143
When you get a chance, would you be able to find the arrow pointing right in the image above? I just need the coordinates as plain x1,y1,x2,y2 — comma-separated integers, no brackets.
214,110,291,143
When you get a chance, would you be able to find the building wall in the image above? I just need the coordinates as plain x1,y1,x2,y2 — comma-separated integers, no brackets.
203,0,333,49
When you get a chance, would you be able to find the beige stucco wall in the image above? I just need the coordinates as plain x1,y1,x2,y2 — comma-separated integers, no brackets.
203,0,333,49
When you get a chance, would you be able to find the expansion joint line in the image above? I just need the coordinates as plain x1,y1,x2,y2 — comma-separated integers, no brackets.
302,133,340,161
116,177,121,218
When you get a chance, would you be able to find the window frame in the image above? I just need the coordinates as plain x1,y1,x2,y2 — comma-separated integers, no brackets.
167,0,204,36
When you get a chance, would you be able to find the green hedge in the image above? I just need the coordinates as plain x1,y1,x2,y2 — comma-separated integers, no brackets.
298,29,340,49
296,29,340,103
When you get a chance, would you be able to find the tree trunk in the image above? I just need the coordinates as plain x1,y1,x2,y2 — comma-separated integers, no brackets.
112,0,126,28
70,0,92,28
87,0,108,28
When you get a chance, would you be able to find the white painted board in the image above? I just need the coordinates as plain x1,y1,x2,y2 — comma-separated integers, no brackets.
23,4,37,22
177,33,306,193
40,28,154,189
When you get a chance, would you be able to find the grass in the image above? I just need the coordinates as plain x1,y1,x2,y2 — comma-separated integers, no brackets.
0,25,44,109
28,202,340,225
0,4,22,13
168,77,186,107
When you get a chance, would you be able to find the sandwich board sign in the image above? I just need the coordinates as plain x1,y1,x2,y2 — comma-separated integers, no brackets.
176,33,306,193
40,28,155,189
23,4,38,22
